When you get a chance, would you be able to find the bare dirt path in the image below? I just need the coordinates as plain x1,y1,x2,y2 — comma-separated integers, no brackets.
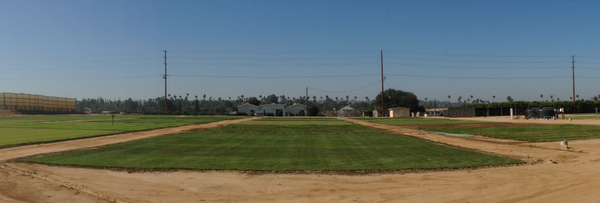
3,117,600,202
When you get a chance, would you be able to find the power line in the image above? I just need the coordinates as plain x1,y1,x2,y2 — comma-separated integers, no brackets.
308,80,381,93
385,50,567,58
169,74,379,79
169,50,380,54
387,63,566,70
0,75,158,81
169,56,375,60
169,62,377,67
385,56,568,63
385,74,569,80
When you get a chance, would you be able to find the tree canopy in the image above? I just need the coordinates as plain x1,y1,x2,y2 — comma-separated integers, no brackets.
247,97,260,106
370,89,424,112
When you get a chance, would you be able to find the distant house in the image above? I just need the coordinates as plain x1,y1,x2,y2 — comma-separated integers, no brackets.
237,103,308,116
260,103,287,116
285,103,306,116
389,107,410,117
327,105,359,117
237,103,259,116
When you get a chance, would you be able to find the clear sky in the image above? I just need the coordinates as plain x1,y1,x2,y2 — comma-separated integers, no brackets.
2,0,600,103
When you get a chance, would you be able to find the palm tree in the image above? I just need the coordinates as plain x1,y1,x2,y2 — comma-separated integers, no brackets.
354,96,357,100
540,94,543,104
346,95,349,101
203,94,206,100
447,95,451,107
424,97,428,108
492,95,495,103
365,96,369,102
313,96,316,103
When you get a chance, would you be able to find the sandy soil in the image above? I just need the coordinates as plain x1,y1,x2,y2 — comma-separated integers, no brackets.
2,116,600,202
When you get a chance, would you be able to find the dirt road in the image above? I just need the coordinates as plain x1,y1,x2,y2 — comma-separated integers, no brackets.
3,116,600,202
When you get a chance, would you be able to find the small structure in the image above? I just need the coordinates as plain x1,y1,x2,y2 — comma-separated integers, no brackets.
361,110,373,117
237,103,292,116
337,105,359,118
261,103,287,116
237,103,259,116
285,103,306,116
389,107,410,117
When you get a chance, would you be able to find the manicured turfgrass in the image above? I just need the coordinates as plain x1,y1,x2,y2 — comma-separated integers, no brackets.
0,128,122,146
0,116,242,131
239,117,350,125
0,116,242,146
421,124,600,142
355,117,492,126
23,120,523,171
0,115,138,125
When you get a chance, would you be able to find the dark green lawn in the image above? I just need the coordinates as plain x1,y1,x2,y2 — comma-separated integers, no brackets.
355,117,492,126
421,124,600,142
23,120,523,171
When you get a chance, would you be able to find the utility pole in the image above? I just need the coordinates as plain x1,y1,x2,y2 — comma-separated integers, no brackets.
164,50,168,115
572,55,576,111
306,87,308,117
381,50,385,117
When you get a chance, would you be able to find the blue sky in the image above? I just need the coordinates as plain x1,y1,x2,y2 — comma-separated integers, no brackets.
2,0,600,103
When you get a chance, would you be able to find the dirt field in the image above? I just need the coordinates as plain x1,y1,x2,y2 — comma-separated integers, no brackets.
2,116,600,202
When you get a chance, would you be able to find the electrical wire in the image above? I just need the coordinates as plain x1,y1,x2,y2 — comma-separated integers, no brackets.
169,74,380,79
308,80,381,93
386,63,566,70
385,50,568,58
385,74,569,80
385,56,568,63
0,75,158,81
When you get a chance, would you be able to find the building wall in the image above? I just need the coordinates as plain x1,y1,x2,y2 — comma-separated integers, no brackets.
238,106,258,116
286,105,306,115
389,108,410,117
0,93,76,112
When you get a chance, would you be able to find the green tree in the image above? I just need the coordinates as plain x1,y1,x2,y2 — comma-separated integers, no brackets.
247,97,260,106
370,89,424,112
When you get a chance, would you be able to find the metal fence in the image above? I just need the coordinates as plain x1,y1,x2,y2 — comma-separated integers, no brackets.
0,92,76,112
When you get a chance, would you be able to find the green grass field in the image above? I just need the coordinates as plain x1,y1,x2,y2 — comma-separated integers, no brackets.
23,118,523,171
421,124,600,142
355,117,492,126
0,115,138,125
0,116,241,147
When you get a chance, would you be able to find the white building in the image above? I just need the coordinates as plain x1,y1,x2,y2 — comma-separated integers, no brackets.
285,103,306,116
237,103,308,116
237,103,260,116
